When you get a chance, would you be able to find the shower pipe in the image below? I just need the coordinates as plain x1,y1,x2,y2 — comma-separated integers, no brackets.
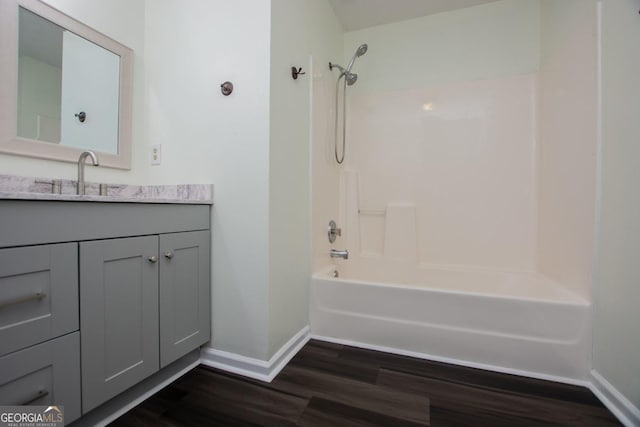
329,43,368,164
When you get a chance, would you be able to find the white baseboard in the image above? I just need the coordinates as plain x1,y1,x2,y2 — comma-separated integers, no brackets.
590,370,640,427
310,334,590,387
202,333,638,427
75,331,638,427
200,326,310,382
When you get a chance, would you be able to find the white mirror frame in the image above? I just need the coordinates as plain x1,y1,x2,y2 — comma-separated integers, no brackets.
0,0,133,169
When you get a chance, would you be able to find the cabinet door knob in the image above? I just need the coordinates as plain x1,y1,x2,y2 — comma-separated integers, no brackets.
164,252,174,259
148,255,158,263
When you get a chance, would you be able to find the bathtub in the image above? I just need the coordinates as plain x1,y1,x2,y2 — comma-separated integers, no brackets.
310,260,591,383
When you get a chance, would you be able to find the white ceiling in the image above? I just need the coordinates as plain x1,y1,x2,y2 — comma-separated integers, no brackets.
328,0,501,32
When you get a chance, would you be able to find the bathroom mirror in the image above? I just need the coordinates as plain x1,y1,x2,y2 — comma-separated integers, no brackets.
0,0,133,169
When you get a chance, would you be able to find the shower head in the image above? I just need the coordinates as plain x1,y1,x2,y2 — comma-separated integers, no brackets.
331,43,368,164
346,43,368,73
329,42,367,86
356,43,368,57
329,66,358,85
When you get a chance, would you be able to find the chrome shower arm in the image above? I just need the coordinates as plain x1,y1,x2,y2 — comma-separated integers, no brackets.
329,62,346,74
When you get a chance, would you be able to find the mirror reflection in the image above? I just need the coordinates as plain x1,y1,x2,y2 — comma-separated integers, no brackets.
18,7,120,155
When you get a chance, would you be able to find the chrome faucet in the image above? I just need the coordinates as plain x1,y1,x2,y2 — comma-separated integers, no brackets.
330,249,349,260
77,150,99,195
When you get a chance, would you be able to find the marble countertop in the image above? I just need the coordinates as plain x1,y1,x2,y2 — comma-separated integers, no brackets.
0,174,213,205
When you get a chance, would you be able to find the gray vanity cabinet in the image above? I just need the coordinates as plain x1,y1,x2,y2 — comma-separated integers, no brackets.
0,200,211,422
79,229,211,413
159,230,211,367
80,236,160,413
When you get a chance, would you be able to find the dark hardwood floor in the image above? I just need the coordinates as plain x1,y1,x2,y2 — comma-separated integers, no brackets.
110,340,620,426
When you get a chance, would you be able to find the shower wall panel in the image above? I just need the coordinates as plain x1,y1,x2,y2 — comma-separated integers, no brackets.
343,74,538,271
337,0,542,272
537,0,597,300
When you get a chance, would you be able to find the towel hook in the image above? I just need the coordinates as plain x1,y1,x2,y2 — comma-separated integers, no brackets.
291,67,306,80
74,111,86,123
220,81,234,96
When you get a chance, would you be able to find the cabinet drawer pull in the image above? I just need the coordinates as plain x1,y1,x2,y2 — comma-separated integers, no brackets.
21,389,49,405
148,255,158,263
0,292,46,309
164,252,174,260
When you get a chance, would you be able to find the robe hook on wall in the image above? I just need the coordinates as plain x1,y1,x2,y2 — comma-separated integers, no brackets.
291,67,306,80
220,81,234,96
74,111,86,123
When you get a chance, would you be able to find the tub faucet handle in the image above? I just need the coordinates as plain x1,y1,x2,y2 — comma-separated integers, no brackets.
328,220,342,243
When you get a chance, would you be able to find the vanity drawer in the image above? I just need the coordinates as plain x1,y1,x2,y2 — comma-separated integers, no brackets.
0,243,78,356
0,332,81,423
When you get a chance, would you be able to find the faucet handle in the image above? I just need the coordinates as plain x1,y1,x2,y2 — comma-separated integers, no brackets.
35,179,62,194
99,184,123,196
328,220,342,243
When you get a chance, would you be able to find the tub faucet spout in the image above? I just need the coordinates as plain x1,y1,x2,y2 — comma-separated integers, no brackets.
330,249,349,260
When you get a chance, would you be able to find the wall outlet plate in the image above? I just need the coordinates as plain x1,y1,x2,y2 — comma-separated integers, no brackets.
151,144,161,165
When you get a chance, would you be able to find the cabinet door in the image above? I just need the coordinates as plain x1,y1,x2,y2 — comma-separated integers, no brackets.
0,332,81,423
80,236,159,413
0,243,78,357
159,230,210,367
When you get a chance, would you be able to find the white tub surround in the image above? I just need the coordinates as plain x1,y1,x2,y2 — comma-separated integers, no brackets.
0,174,213,204
311,263,590,383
